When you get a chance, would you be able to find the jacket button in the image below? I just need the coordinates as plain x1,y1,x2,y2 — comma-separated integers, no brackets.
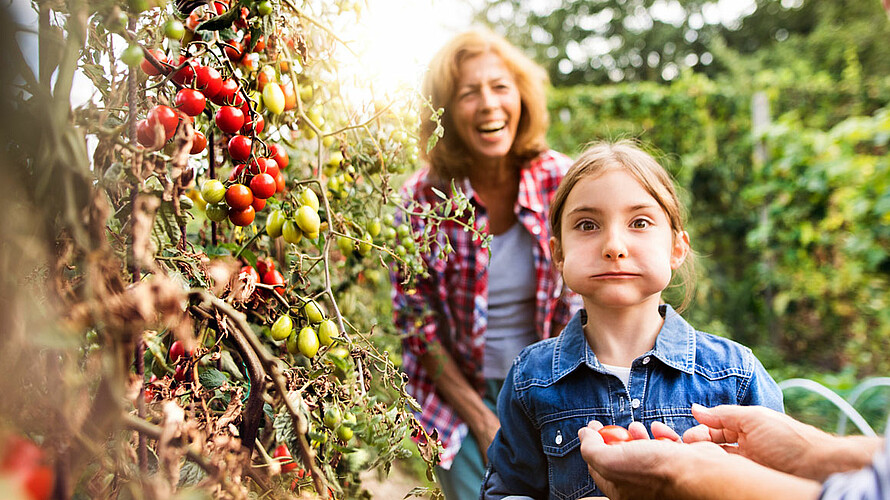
555,431,563,444
642,356,650,364
631,398,641,409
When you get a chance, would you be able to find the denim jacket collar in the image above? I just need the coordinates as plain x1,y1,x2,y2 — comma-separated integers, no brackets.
552,304,697,381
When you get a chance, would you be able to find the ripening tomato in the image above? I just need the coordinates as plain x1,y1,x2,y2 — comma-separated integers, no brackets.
281,220,302,244
173,364,191,382
174,88,206,116
225,183,253,210
251,197,266,212
262,82,286,115
250,172,276,200
140,48,168,76
205,203,228,222
281,82,297,111
190,130,208,154
256,66,275,91
201,179,226,204
275,171,286,192
252,35,265,53
148,105,179,141
272,444,297,473
229,205,256,226
227,134,252,162
598,425,632,445
269,143,289,169
255,258,274,275
194,65,222,99
215,106,245,134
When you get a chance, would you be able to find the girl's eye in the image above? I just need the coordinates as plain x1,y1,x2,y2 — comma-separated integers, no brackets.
631,218,651,229
577,220,598,231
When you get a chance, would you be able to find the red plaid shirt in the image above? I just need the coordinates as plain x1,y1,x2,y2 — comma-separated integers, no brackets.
391,150,578,468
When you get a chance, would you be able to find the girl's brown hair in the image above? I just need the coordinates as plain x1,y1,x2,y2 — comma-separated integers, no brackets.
419,29,550,180
549,140,697,311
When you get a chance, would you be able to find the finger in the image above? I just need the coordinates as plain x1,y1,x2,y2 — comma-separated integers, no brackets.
579,426,606,446
628,421,649,440
587,420,605,431
650,421,680,441
681,424,713,443
691,404,743,443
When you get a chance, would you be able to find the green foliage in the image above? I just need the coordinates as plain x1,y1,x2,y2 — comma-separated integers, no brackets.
547,73,890,375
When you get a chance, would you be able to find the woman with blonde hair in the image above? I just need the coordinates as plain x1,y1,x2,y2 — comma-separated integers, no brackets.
390,29,577,499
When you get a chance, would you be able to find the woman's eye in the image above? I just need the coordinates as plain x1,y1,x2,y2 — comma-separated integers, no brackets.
631,219,651,229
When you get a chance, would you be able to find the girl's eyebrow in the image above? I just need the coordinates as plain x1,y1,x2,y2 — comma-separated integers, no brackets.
566,202,658,216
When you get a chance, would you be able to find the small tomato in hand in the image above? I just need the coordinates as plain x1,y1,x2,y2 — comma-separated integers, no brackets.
598,425,632,445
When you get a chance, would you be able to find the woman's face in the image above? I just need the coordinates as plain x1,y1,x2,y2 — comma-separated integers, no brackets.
452,52,522,163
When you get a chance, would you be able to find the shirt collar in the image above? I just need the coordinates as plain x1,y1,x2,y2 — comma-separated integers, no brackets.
552,305,696,380
454,161,544,215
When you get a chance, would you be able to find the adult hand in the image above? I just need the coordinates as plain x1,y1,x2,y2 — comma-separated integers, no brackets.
578,420,727,500
683,404,879,482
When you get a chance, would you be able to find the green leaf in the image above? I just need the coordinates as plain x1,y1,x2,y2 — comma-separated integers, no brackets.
198,368,227,390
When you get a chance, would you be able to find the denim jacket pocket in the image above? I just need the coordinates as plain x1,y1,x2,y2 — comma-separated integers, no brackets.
540,416,598,500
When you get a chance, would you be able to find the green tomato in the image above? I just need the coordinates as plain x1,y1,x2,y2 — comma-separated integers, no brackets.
357,235,372,256
256,0,273,16
270,314,293,341
295,205,321,234
121,43,144,67
201,179,226,204
318,319,337,347
266,209,286,238
205,203,229,222
164,19,185,40
323,407,342,429
366,218,381,238
299,188,319,211
282,220,303,245
297,326,319,358
336,424,353,441
303,300,325,323
286,331,299,355
337,235,354,258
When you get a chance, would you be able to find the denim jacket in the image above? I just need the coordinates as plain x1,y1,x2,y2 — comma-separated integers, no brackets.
482,305,784,500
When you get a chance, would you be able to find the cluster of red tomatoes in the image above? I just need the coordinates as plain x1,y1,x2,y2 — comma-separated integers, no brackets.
0,435,53,500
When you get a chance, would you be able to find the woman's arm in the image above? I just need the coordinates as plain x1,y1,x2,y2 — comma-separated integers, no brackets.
420,341,500,461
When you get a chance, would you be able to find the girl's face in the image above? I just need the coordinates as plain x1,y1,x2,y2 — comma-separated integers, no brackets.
451,52,521,163
551,169,689,311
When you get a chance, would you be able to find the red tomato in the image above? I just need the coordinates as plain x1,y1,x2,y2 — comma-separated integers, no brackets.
252,35,265,53
136,118,164,149
174,88,206,116
227,135,252,162
215,106,245,134
225,183,253,210
262,269,285,294
148,105,178,141
173,364,191,382
224,40,243,62
186,10,202,31
212,78,240,106
272,444,296,473
0,435,54,500
250,172,276,199
213,0,227,15
229,164,247,182
169,340,194,363
140,48,168,76
190,130,208,154
255,258,274,275
229,205,256,226
240,113,264,135
256,66,274,91
269,143,289,169
194,65,222,99
171,55,195,85
249,157,279,178
251,196,266,211
240,265,259,283
598,425,632,445
275,171,286,192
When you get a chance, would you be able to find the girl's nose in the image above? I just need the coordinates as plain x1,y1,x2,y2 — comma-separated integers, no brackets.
602,230,627,260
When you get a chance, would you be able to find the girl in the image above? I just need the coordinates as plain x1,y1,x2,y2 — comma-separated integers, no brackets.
481,141,783,499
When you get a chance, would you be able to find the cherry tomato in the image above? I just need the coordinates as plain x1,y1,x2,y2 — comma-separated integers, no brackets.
194,65,222,99
262,269,286,295
173,364,191,381
249,157,279,178
171,55,195,85
298,188,319,211
256,0,273,16
282,220,302,244
121,43,144,67
250,172,276,200
148,105,178,141
274,171,286,192
227,134,252,162
270,314,293,341
225,184,253,210
240,113,264,135
169,340,194,363
228,205,256,226
269,143,289,169
262,82,285,115
136,118,163,149
256,66,275,91
255,258,274,275
303,300,325,323
0,435,53,500
295,205,320,234
251,196,266,211
212,78,240,106
252,35,265,52
205,203,228,222
164,18,185,40
272,444,297,473
140,48,168,76
201,179,226,204
174,88,206,116
240,265,260,283
281,82,297,111
266,209,286,237
598,425,632,445
224,39,243,62
318,319,337,346
297,326,320,358
215,106,245,134
190,130,208,154
229,164,247,182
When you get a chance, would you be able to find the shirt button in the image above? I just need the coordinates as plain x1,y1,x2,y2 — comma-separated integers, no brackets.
555,431,563,445
631,398,641,409
531,225,541,235
642,356,650,365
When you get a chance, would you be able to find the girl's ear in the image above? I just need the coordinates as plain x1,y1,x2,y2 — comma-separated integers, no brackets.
670,231,690,270
550,236,564,273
